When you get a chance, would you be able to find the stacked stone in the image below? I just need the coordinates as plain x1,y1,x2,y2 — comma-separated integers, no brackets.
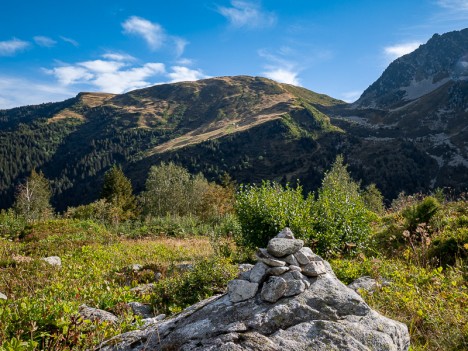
228,228,327,304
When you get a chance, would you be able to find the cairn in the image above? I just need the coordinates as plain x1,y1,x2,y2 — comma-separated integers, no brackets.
228,228,327,303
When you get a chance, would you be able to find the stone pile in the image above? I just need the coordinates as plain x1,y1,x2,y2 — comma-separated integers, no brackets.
228,228,326,303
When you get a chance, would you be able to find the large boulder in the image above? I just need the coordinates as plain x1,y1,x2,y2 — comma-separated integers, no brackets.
100,229,410,351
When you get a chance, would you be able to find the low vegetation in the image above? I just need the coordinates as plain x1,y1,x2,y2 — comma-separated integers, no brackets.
0,160,466,350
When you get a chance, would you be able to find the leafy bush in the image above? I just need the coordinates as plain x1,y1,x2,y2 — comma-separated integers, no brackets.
402,196,440,232
235,181,314,248
0,209,26,240
313,156,374,257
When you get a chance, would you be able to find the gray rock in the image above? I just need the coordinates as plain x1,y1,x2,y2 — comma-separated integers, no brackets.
128,264,143,272
276,227,295,239
100,258,410,351
79,304,118,324
284,254,299,266
348,276,381,294
294,247,319,265
238,263,254,280
267,238,304,258
267,266,289,276
261,276,287,303
289,265,301,272
127,302,153,318
249,262,269,283
0,292,6,300
41,256,61,267
256,248,286,267
302,261,327,277
228,279,259,303
140,314,166,328
176,263,194,272
284,279,307,297
130,283,155,295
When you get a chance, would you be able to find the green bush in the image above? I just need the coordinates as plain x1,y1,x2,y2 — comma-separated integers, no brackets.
402,196,440,232
313,156,374,257
235,181,314,248
0,209,26,240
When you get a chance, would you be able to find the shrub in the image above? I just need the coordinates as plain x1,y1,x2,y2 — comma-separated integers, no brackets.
235,181,314,248
402,196,440,232
312,156,374,257
0,209,26,240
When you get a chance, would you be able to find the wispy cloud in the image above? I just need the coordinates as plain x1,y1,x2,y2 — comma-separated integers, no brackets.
0,38,30,56
384,41,422,61
174,38,188,57
217,0,276,29
60,36,79,47
101,52,136,62
432,0,468,23
0,75,75,109
436,0,468,10
258,49,300,85
122,16,165,50
167,66,208,82
33,36,57,47
341,91,362,103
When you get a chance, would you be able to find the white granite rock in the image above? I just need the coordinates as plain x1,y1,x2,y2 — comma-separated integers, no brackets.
228,279,259,303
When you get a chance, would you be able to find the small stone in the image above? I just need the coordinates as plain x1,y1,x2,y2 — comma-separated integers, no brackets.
261,276,287,303
249,262,269,283
127,302,153,318
348,276,381,294
267,266,290,276
176,263,194,272
267,238,304,258
140,314,166,328
276,227,295,239
256,249,286,267
294,247,320,265
129,264,143,272
0,292,7,300
284,279,306,297
154,272,162,281
79,304,118,324
228,279,259,303
284,254,299,266
238,263,254,280
289,265,302,272
130,283,155,295
302,261,327,277
41,256,61,267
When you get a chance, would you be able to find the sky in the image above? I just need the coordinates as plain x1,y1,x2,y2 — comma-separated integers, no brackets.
1,0,467,109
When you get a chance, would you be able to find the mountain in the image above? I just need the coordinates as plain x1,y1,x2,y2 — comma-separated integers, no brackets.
0,29,467,210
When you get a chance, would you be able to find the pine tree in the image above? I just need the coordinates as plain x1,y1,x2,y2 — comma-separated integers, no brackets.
14,170,53,222
100,165,137,221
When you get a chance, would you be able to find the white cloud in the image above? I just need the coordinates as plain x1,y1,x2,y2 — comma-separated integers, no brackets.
0,76,75,109
217,0,276,28
384,41,422,61
0,38,30,56
176,58,194,66
168,66,208,82
262,68,300,85
122,16,165,50
46,66,94,85
174,37,188,57
101,52,136,62
437,0,468,10
60,36,79,47
79,60,126,73
33,36,57,47
341,91,362,103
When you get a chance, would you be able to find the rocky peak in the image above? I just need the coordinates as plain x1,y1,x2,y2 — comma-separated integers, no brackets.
357,28,468,109
100,228,410,351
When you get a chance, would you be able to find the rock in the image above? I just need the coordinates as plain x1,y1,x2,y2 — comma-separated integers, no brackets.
289,265,301,272
0,292,7,300
128,264,143,272
348,276,381,294
154,272,162,281
228,279,259,303
261,276,287,303
276,227,295,239
267,266,289,276
284,279,307,297
294,247,320,265
140,314,166,328
284,254,299,266
41,256,61,267
130,283,155,295
100,256,410,351
302,261,327,277
256,249,286,267
176,263,194,272
267,238,304,258
79,304,118,324
238,263,254,280
249,262,269,283
126,302,153,318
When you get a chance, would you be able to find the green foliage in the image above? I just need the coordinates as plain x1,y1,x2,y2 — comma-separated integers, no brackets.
313,156,373,257
402,196,440,232
235,181,314,248
362,183,386,215
13,170,53,223
151,257,237,315
0,209,26,240
100,165,137,221
65,199,123,224
332,258,468,351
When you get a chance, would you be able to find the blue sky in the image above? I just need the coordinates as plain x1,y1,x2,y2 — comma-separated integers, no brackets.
1,0,467,108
